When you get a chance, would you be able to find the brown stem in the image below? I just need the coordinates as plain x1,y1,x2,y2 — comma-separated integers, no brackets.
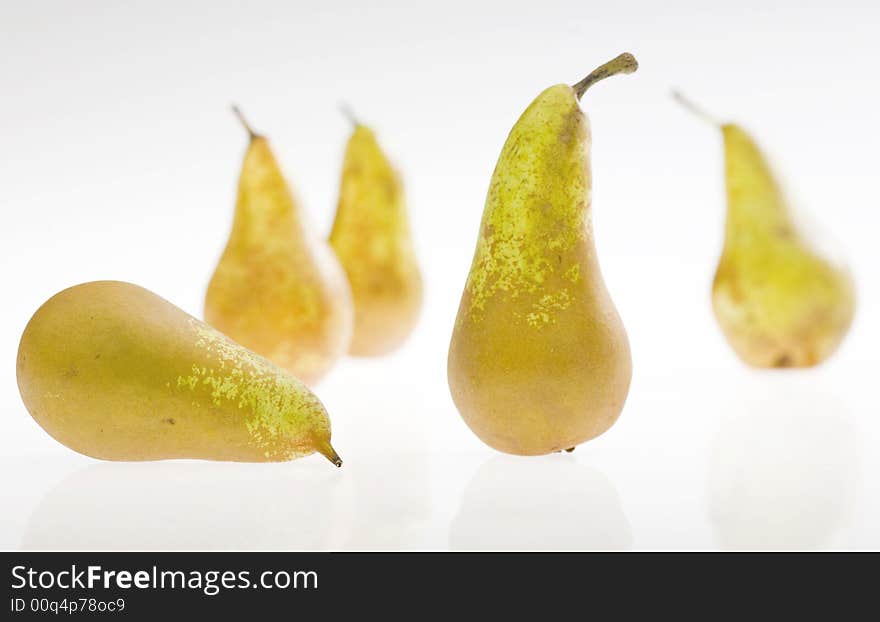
572,53,639,100
671,90,721,126
339,103,360,127
316,440,343,467
231,104,260,139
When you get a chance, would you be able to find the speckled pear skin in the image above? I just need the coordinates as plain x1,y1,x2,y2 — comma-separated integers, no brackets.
329,124,422,356
448,60,634,456
17,281,341,465
205,123,353,385
712,125,855,367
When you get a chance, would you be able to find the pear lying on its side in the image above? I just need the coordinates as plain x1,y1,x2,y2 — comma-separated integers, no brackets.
329,117,423,356
448,54,637,456
674,92,856,367
205,108,353,385
17,281,341,465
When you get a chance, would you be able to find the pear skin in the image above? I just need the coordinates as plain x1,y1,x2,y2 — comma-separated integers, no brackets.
447,54,636,456
329,120,423,356
675,93,856,367
17,281,342,465
205,108,353,385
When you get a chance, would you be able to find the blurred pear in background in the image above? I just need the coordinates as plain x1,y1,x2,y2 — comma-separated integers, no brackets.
205,108,353,385
329,114,423,357
675,92,856,368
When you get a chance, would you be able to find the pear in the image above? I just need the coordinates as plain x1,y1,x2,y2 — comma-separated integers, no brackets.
674,92,856,367
329,113,423,356
17,281,342,465
205,108,353,385
447,54,637,456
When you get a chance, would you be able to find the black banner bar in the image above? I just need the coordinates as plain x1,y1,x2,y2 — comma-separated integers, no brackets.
2,552,873,618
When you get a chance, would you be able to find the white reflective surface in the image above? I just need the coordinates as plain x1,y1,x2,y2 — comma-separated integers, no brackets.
3,356,878,551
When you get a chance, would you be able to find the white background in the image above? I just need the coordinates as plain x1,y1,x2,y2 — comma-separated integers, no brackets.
2,0,878,550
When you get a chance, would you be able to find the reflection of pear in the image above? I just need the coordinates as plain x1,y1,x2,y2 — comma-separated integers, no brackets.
709,383,858,550
205,108,353,384
320,359,432,549
329,118,422,356
341,452,432,550
451,456,631,550
17,281,341,465
675,93,856,368
23,462,352,550
448,54,636,455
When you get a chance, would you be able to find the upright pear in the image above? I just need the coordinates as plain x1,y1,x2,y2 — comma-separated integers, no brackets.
329,117,422,356
448,54,636,456
17,281,341,465
674,93,856,367
205,108,353,384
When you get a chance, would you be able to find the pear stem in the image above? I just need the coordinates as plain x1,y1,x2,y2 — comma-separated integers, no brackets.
572,53,639,100
316,440,343,467
671,90,721,126
339,103,360,127
231,104,260,139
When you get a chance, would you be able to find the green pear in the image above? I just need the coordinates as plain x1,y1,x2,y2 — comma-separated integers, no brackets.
17,281,341,465
674,92,856,367
448,54,637,455
329,114,423,356
205,108,353,385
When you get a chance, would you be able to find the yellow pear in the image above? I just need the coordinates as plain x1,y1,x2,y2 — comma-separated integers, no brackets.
205,108,353,384
448,54,636,456
329,115,423,356
674,92,856,367
17,281,342,465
